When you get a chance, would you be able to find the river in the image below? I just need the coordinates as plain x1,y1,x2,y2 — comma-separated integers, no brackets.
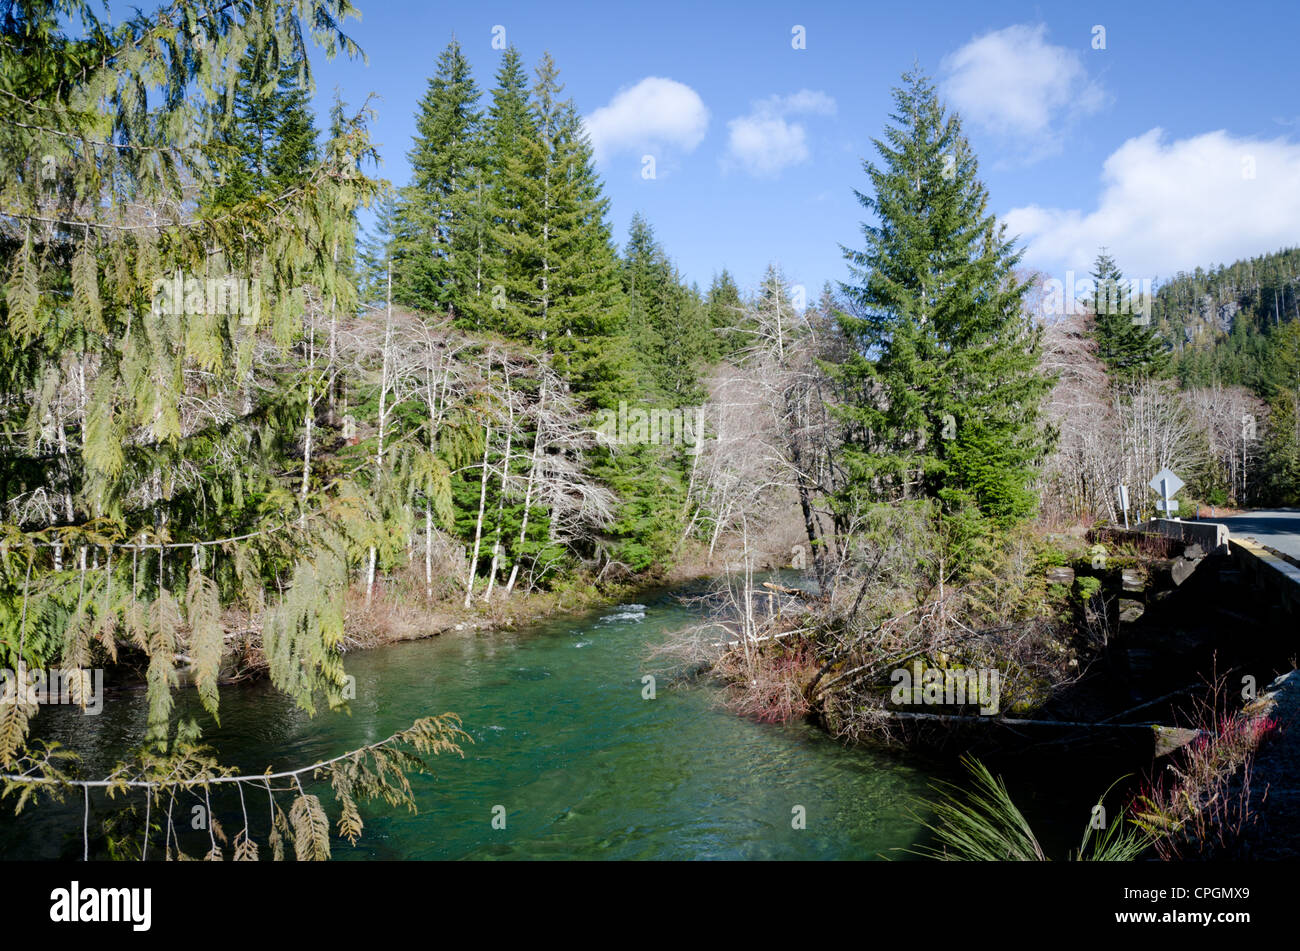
0,577,1121,860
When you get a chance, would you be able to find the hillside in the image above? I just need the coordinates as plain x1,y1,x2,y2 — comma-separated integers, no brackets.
1151,245,1300,391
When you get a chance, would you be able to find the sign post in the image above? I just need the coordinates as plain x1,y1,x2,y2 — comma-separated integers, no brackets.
1148,468,1185,520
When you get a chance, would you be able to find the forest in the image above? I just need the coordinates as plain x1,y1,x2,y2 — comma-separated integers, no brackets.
1,0,1297,864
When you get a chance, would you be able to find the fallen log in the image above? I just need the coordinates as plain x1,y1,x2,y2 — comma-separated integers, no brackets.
761,581,824,601
859,708,1205,753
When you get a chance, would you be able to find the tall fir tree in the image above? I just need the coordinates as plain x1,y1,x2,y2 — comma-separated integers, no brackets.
509,55,630,405
358,185,398,305
1089,248,1168,381
470,45,536,334
207,53,319,209
505,51,564,340
392,39,483,315
827,68,1054,529
704,268,746,359
621,214,710,401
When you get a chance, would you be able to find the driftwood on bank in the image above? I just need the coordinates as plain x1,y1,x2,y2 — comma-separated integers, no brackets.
760,581,824,601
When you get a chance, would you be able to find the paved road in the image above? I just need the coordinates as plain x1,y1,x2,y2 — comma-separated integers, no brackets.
1208,509,1300,561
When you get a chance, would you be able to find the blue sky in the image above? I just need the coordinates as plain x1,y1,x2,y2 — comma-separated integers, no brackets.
306,0,1300,304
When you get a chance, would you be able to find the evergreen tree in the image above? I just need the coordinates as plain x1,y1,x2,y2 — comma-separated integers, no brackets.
623,214,667,338
392,39,483,315
485,47,535,167
208,53,319,209
472,46,536,334
621,214,710,401
588,214,702,574
1089,248,1168,381
1262,319,1300,503
655,273,709,403
704,268,746,358
827,68,1053,528
510,55,630,405
501,52,564,340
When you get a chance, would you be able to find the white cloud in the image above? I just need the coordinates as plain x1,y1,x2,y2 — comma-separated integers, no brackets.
723,90,837,177
1006,128,1300,279
583,77,709,165
941,23,1105,156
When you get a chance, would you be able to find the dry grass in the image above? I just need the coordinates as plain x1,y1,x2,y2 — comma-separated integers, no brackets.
1087,526,1182,559
343,581,454,648
1133,675,1278,859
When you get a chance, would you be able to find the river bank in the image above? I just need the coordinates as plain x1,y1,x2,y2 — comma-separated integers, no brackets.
189,527,788,690
203,553,733,688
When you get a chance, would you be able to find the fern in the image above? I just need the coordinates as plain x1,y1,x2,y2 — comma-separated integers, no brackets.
0,685,33,768
5,233,41,339
233,831,258,862
289,793,331,861
185,563,224,720
145,593,181,742
269,801,291,861
71,239,104,334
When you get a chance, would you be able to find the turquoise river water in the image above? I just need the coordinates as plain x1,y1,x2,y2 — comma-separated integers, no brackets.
0,577,1117,860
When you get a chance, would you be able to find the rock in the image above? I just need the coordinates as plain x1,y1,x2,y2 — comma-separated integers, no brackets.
1046,566,1075,585
1154,725,1202,756
1121,568,1145,593
1119,599,1145,623
1171,557,1198,586
1183,543,1205,560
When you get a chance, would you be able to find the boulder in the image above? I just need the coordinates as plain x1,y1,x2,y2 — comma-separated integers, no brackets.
1046,566,1075,586
1171,557,1198,587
